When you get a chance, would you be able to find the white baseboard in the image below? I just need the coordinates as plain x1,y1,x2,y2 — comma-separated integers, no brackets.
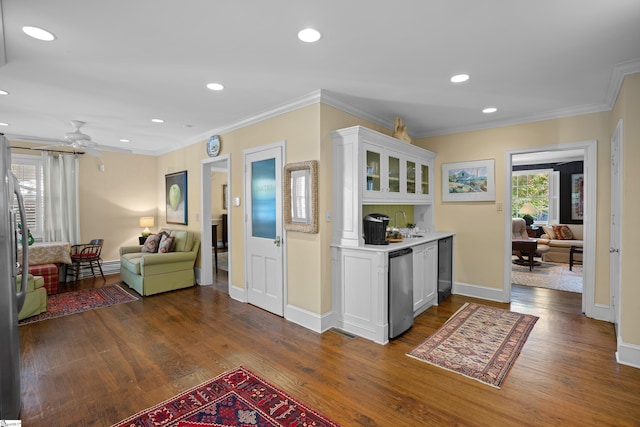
453,281,506,302
229,285,246,302
284,304,337,334
590,303,612,322
616,337,640,369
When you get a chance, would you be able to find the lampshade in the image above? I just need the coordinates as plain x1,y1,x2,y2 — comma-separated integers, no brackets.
139,216,155,236
518,203,537,216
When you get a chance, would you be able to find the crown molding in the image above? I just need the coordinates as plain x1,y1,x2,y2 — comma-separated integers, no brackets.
415,102,613,139
416,60,640,139
605,58,640,107
318,90,394,130
166,60,640,153
160,90,325,156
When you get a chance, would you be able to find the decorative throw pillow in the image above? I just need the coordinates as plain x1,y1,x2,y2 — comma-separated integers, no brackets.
552,225,574,240
141,234,161,253
542,225,556,240
158,235,174,253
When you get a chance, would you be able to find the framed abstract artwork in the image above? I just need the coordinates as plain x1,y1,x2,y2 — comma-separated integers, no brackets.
571,173,584,220
166,170,188,225
442,159,495,202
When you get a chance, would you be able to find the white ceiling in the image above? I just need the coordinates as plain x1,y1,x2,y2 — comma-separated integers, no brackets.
1,0,640,155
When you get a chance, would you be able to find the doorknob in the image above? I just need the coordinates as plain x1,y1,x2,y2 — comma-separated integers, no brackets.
274,236,281,247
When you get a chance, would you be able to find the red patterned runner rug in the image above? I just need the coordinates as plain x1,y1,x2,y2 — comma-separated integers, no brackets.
407,302,538,388
19,284,138,325
111,366,342,427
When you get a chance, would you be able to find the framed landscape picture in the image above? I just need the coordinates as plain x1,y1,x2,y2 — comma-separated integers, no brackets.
442,159,495,202
166,170,188,224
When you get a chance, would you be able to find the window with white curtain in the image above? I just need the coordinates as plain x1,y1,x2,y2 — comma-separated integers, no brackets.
11,154,44,241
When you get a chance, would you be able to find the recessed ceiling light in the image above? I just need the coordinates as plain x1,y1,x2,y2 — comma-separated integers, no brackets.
482,107,498,114
0,90,8,95
298,28,322,43
119,139,130,143
22,26,56,41
450,74,470,83
0,122,9,127
151,118,164,123
206,82,224,91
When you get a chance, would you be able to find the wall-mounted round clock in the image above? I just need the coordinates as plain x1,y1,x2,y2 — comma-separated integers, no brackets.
207,135,221,157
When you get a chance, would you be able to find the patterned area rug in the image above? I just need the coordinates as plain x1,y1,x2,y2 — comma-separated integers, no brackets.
512,260,583,293
111,366,341,427
19,284,138,325
407,303,538,388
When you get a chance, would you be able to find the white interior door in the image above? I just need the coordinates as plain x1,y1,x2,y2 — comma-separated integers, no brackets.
610,120,622,335
244,143,284,316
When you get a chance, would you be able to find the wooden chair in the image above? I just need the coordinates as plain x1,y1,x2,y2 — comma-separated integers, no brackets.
66,239,105,282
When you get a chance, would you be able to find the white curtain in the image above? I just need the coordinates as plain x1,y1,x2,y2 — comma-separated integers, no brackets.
42,152,81,244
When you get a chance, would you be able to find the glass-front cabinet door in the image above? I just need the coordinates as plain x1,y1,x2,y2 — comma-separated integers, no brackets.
420,163,429,196
363,142,432,202
388,155,400,193
406,160,417,195
365,149,381,192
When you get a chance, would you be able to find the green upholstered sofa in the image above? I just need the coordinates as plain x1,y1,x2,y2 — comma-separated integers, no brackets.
17,274,47,321
119,230,200,296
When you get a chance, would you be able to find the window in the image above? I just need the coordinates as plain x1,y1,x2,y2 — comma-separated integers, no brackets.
11,154,44,241
512,169,558,224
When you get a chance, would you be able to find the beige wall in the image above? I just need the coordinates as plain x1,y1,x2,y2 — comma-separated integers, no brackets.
77,151,158,261
415,112,612,306
613,73,640,345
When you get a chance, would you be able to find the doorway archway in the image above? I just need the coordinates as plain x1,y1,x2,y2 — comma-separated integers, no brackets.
200,155,230,288
504,140,597,317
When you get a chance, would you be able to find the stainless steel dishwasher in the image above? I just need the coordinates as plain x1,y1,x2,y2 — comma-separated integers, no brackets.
389,247,414,338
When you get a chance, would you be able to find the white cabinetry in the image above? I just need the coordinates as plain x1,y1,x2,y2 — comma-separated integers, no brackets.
331,126,436,247
332,247,389,344
413,241,438,316
331,125,444,345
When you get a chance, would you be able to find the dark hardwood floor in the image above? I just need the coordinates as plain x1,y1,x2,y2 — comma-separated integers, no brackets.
18,273,640,426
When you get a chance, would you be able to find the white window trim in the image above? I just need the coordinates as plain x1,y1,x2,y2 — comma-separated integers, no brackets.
11,153,44,241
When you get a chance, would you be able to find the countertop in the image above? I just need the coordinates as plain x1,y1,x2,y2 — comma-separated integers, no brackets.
333,231,455,252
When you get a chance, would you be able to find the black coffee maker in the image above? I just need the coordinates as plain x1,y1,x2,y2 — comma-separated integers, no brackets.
363,213,390,245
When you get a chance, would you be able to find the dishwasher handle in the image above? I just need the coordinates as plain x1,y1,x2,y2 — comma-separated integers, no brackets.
389,247,413,258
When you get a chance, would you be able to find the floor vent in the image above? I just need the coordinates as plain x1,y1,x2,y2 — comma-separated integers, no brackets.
330,328,357,339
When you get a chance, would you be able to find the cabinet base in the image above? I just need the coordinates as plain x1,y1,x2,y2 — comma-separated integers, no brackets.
438,289,451,303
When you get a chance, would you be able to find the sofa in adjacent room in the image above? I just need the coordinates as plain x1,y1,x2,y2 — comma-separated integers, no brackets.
119,229,201,296
537,224,583,263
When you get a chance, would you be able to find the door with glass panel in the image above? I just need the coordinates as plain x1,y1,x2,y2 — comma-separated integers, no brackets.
244,143,284,316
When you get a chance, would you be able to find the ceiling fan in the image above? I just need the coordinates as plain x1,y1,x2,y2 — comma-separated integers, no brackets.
21,120,132,157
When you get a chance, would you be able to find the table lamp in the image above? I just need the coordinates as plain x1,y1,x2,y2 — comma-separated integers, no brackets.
139,216,155,237
518,203,537,226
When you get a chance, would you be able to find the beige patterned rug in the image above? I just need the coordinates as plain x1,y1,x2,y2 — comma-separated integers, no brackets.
407,303,538,388
512,260,582,293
